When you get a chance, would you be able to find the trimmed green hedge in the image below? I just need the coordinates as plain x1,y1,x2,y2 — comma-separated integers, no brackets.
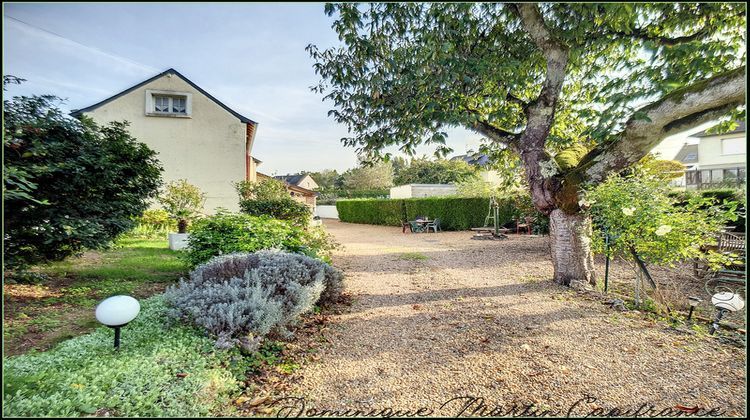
336,196,526,231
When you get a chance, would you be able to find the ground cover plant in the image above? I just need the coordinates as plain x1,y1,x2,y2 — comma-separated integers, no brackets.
3,296,242,417
3,238,185,355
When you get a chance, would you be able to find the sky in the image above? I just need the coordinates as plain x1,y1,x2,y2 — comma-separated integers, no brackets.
3,3,713,175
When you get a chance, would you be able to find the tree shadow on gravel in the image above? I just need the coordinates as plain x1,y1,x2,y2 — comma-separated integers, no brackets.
350,281,564,312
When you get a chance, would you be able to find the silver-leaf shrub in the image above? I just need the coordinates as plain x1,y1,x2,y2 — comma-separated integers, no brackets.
165,250,344,349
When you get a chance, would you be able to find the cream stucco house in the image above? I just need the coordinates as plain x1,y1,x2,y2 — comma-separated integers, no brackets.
672,121,746,189
72,68,259,212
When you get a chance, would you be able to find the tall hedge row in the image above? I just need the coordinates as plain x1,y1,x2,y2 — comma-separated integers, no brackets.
336,196,525,231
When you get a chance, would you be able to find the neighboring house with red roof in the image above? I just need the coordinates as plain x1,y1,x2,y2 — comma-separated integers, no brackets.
257,172,317,208
71,68,260,212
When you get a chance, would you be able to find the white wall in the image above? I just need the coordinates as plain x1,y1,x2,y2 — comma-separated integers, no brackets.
389,184,458,198
389,185,413,199
84,73,247,213
698,133,746,170
315,205,339,219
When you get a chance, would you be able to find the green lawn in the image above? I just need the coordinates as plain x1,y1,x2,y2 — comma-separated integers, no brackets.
3,296,243,417
3,239,300,417
3,238,186,355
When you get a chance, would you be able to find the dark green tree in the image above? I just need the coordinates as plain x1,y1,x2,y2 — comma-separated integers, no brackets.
309,2,745,287
3,92,163,268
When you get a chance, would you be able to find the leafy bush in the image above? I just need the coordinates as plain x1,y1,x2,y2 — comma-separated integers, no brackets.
157,179,206,233
127,209,177,239
239,199,311,227
336,195,533,231
236,179,312,226
2,296,241,417
181,212,336,267
165,251,343,349
235,178,289,200
588,173,738,267
3,94,162,269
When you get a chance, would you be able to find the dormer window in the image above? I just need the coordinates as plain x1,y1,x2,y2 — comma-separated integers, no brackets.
145,90,192,117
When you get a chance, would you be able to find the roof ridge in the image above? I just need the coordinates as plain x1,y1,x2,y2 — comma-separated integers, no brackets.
70,68,256,124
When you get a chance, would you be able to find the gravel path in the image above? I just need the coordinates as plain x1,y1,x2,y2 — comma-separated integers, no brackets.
289,220,745,417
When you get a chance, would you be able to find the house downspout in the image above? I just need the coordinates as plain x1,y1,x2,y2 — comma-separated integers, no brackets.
246,122,259,181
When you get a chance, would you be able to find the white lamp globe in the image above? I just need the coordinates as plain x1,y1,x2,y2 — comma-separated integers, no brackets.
711,292,745,312
95,295,141,327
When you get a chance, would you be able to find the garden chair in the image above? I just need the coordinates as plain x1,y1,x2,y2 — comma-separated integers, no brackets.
516,216,533,235
401,220,413,233
409,221,425,233
426,218,441,233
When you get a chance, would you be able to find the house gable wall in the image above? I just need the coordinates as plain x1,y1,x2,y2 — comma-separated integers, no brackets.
82,73,247,212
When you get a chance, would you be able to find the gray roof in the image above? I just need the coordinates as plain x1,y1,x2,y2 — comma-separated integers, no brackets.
674,143,699,164
693,121,745,138
274,174,306,186
71,68,256,124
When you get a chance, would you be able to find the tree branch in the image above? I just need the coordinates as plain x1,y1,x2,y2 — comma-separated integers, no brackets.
580,67,746,183
506,91,528,109
509,3,570,213
511,3,569,112
603,24,712,46
467,116,522,151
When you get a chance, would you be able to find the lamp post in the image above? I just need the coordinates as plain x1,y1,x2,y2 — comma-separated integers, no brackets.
95,295,140,350
686,296,702,321
708,292,744,335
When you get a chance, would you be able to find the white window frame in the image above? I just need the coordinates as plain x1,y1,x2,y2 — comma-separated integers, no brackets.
145,90,192,117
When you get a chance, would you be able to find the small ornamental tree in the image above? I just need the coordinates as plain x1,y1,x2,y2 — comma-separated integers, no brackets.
236,179,311,227
309,3,745,288
158,179,206,234
236,178,289,201
587,171,738,269
3,91,162,268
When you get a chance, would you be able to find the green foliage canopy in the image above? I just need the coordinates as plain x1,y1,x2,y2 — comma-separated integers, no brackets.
588,172,737,267
393,157,478,185
340,160,394,189
309,3,745,183
3,93,162,268
236,179,312,226
182,212,336,267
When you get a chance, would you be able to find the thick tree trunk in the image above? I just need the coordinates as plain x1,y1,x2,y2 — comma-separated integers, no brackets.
548,209,597,288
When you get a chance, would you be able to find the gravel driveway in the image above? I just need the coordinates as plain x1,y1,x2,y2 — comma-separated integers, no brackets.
288,220,745,417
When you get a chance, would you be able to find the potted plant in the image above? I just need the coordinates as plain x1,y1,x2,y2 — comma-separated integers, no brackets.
157,179,206,250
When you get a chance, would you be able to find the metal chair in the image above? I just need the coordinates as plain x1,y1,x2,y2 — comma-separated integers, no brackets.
401,220,413,233
426,218,441,233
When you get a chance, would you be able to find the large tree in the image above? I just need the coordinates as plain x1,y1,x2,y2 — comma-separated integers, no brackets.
4,92,163,268
308,2,746,287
